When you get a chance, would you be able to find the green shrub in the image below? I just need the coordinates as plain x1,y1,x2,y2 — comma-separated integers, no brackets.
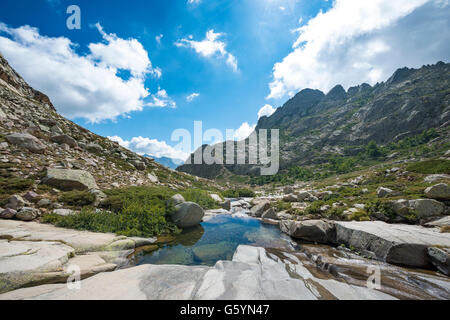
181,189,219,209
406,160,450,174
102,186,173,212
42,204,179,238
273,200,292,212
0,177,34,195
58,190,96,207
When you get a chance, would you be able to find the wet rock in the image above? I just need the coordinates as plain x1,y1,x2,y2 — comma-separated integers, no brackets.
280,220,336,244
335,221,450,269
427,247,450,276
50,134,78,148
16,207,40,221
261,208,277,220
43,168,98,191
425,183,450,201
105,239,136,251
170,202,205,228
0,208,16,219
250,200,270,217
5,133,46,153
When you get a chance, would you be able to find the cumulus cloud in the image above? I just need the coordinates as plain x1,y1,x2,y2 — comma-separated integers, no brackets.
155,34,163,45
175,30,238,72
108,136,188,160
267,0,450,99
0,23,173,122
258,104,276,119
186,92,200,102
233,122,256,141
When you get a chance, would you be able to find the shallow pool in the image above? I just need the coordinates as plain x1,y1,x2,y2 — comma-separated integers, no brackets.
132,214,294,266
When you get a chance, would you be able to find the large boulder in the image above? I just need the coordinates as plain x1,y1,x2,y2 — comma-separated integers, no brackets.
129,160,146,171
170,202,204,228
424,174,450,183
50,134,78,148
335,221,450,269
43,169,98,191
250,200,270,217
391,199,445,218
85,143,103,154
427,247,450,276
0,208,16,219
261,208,277,220
425,183,450,201
280,220,336,244
5,133,46,153
5,195,29,210
16,207,40,221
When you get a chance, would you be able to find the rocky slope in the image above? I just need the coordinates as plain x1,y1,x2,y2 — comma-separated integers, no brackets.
178,61,450,180
0,53,217,213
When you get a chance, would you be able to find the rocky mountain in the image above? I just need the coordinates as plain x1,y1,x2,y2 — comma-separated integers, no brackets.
0,53,214,203
144,154,183,170
178,62,450,181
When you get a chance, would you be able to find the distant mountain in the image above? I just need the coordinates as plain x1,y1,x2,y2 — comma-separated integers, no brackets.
177,61,450,180
144,155,184,170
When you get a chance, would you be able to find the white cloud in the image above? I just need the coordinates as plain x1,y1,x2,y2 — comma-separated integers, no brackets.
258,104,276,119
175,29,238,72
155,34,163,44
187,0,201,4
186,92,200,102
0,23,173,122
108,136,188,160
233,122,256,141
267,0,450,99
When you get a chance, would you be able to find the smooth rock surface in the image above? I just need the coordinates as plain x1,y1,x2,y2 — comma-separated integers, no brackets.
5,133,46,153
280,220,336,244
170,202,204,228
0,245,396,300
425,183,450,201
335,221,450,268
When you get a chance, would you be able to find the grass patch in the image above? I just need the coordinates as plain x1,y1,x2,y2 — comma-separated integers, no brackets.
58,190,96,207
42,206,179,238
180,189,220,209
406,159,450,174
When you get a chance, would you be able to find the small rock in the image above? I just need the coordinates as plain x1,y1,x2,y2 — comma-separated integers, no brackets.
424,174,450,183
377,187,395,198
130,160,146,171
209,194,223,202
424,183,450,201
250,200,271,217
37,199,52,208
147,173,159,183
5,195,29,210
52,209,76,216
261,208,278,220
283,194,297,202
167,194,185,206
5,133,46,153
50,134,78,148
220,199,231,211
85,143,104,154
0,208,17,219
16,207,40,221
427,247,450,276
24,191,40,203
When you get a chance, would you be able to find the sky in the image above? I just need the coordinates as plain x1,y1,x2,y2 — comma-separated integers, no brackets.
0,0,449,161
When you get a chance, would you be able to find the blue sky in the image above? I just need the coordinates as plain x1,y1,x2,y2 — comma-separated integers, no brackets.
0,0,449,160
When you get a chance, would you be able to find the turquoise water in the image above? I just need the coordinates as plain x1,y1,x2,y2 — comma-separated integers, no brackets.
133,214,294,266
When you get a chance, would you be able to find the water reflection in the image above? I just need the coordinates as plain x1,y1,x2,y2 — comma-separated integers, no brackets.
133,214,293,266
